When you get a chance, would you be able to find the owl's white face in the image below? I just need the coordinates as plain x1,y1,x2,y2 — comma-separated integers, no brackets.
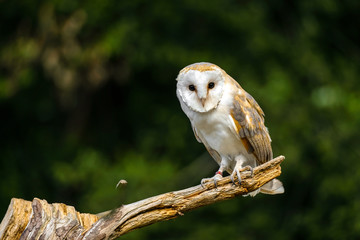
176,63,225,113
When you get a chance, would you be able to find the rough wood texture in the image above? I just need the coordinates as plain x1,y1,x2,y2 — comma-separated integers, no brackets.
0,155,284,240
0,198,99,240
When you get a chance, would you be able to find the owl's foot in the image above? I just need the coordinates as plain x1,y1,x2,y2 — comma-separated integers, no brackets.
230,165,254,185
201,171,223,188
234,166,259,197
242,165,254,177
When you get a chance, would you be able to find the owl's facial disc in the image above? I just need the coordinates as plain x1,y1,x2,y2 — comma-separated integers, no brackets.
177,69,224,113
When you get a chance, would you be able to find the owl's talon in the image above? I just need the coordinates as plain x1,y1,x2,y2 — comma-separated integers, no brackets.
230,175,236,185
231,165,255,185
231,168,242,185
201,178,215,188
201,171,222,189
200,178,209,188
240,165,254,177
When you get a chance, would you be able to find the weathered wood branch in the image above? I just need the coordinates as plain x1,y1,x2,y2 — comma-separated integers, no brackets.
0,155,284,240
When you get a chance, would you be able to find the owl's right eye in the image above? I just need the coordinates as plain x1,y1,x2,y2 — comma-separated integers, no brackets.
189,85,196,91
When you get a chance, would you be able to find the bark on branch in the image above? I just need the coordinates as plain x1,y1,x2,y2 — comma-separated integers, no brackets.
0,155,284,240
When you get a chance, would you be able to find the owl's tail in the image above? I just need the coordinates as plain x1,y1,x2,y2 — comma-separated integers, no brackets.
260,179,284,195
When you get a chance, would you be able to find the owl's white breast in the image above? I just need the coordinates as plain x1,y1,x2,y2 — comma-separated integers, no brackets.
191,104,247,158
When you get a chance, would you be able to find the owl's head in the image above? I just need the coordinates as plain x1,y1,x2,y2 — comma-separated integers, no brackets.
176,62,225,113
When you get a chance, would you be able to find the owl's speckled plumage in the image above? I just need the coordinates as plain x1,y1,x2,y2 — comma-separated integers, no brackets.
176,62,284,196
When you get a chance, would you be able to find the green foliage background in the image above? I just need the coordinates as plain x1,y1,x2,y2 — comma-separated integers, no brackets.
1,0,360,239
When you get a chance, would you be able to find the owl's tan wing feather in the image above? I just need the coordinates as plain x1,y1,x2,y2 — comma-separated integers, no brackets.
230,91,273,165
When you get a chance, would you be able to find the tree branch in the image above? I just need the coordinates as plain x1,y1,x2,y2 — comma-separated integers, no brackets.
0,155,284,240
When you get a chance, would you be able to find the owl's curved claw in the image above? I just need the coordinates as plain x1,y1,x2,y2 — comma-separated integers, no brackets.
230,165,254,185
200,178,212,188
241,165,254,177
230,168,242,185
201,172,222,189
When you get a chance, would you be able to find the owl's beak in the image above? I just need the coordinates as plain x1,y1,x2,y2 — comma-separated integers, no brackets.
200,97,206,107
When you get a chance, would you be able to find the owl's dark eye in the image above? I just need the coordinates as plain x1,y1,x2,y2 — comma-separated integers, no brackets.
208,82,215,89
189,85,196,91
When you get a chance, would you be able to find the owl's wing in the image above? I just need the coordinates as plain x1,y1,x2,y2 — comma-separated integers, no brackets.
229,91,273,165
191,124,202,143
192,126,222,166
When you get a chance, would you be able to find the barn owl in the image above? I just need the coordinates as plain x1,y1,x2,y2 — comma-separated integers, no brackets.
176,62,284,196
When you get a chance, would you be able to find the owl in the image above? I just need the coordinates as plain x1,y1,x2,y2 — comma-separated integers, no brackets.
176,62,284,196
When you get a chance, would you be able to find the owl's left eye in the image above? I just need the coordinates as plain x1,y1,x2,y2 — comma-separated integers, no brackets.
208,82,215,89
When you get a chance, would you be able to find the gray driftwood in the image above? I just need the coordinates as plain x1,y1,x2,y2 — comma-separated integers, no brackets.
0,155,284,240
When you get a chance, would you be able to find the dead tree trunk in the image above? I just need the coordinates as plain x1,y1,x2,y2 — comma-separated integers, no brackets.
0,155,284,240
